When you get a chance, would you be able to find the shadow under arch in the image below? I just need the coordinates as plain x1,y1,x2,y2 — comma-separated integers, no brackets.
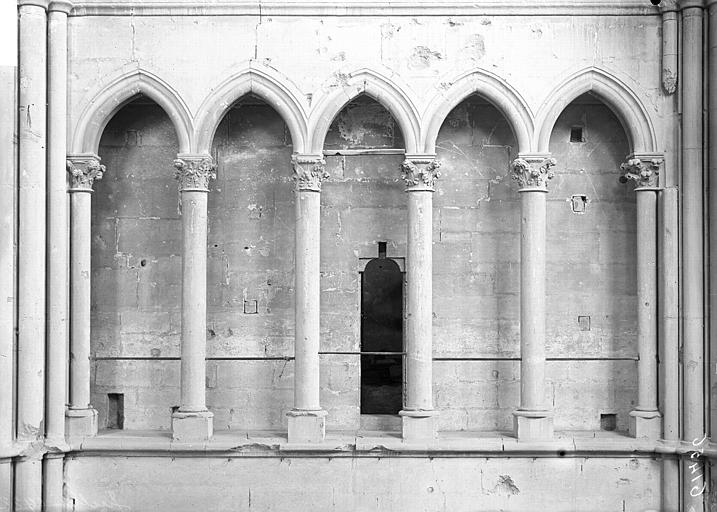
422,68,534,154
194,67,309,154
71,69,193,155
308,69,421,154
535,67,657,154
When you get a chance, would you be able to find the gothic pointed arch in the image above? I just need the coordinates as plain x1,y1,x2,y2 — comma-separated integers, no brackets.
308,68,421,154
193,66,309,153
71,68,193,155
422,68,534,154
535,67,657,154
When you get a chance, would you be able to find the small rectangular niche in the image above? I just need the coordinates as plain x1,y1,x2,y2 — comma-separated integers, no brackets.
570,195,588,214
570,126,585,143
107,393,124,430
243,300,258,314
578,316,591,331
600,413,617,431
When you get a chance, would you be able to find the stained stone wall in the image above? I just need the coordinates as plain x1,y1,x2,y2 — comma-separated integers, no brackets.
91,93,636,433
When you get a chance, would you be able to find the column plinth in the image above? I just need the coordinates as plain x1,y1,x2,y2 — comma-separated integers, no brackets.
66,156,104,439
399,156,440,442
172,156,215,442
288,156,328,444
620,156,663,439
511,155,555,440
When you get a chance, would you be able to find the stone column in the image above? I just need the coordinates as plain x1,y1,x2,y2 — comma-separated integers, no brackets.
0,26,17,509
399,156,440,441
66,156,103,438
16,1,48,508
287,155,328,444
45,2,72,508
171,156,215,441
620,156,663,438
511,155,555,440
681,1,705,511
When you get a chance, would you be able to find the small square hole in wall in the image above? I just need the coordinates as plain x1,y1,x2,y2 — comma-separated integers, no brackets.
570,126,585,143
107,393,124,430
244,300,258,314
570,195,588,214
600,413,617,431
578,316,591,331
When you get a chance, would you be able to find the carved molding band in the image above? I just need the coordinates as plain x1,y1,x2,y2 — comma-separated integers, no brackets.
293,156,329,191
620,157,662,190
67,157,105,191
401,159,441,191
174,158,216,192
511,157,556,190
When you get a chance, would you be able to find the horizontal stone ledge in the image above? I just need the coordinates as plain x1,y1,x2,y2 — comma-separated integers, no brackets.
91,355,639,361
55,430,712,458
69,1,659,17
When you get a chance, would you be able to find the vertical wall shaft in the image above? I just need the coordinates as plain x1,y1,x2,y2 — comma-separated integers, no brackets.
16,2,48,510
636,190,659,411
681,3,705,511
46,4,68,441
294,190,321,411
519,190,547,411
404,190,433,411
0,40,17,512
180,190,209,412
69,192,91,409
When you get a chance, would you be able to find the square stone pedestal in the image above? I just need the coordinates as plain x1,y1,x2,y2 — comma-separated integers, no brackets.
629,410,662,438
65,408,98,438
513,410,554,440
172,410,214,442
399,410,436,442
287,409,327,443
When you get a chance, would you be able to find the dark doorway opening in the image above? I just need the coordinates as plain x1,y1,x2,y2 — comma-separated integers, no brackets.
360,243,404,415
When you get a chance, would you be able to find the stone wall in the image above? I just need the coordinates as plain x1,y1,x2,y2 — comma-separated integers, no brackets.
65,454,661,512
92,94,636,433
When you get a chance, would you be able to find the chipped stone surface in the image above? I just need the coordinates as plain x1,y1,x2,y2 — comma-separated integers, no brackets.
65,454,661,511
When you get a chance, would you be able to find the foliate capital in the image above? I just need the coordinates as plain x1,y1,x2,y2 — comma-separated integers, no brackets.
619,156,662,190
174,156,216,192
401,158,441,191
293,156,329,191
511,155,556,191
67,155,105,191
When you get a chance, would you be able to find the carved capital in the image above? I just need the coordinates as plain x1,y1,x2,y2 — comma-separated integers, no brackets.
174,157,216,192
511,156,556,191
67,156,105,191
293,156,329,191
620,157,662,190
401,158,441,191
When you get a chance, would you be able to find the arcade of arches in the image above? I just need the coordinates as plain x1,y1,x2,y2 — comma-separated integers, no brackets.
1,1,715,510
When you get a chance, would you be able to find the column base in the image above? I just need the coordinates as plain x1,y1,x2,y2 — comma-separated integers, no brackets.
629,409,662,438
65,408,98,438
287,409,327,444
399,410,436,442
513,409,554,440
171,410,214,442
